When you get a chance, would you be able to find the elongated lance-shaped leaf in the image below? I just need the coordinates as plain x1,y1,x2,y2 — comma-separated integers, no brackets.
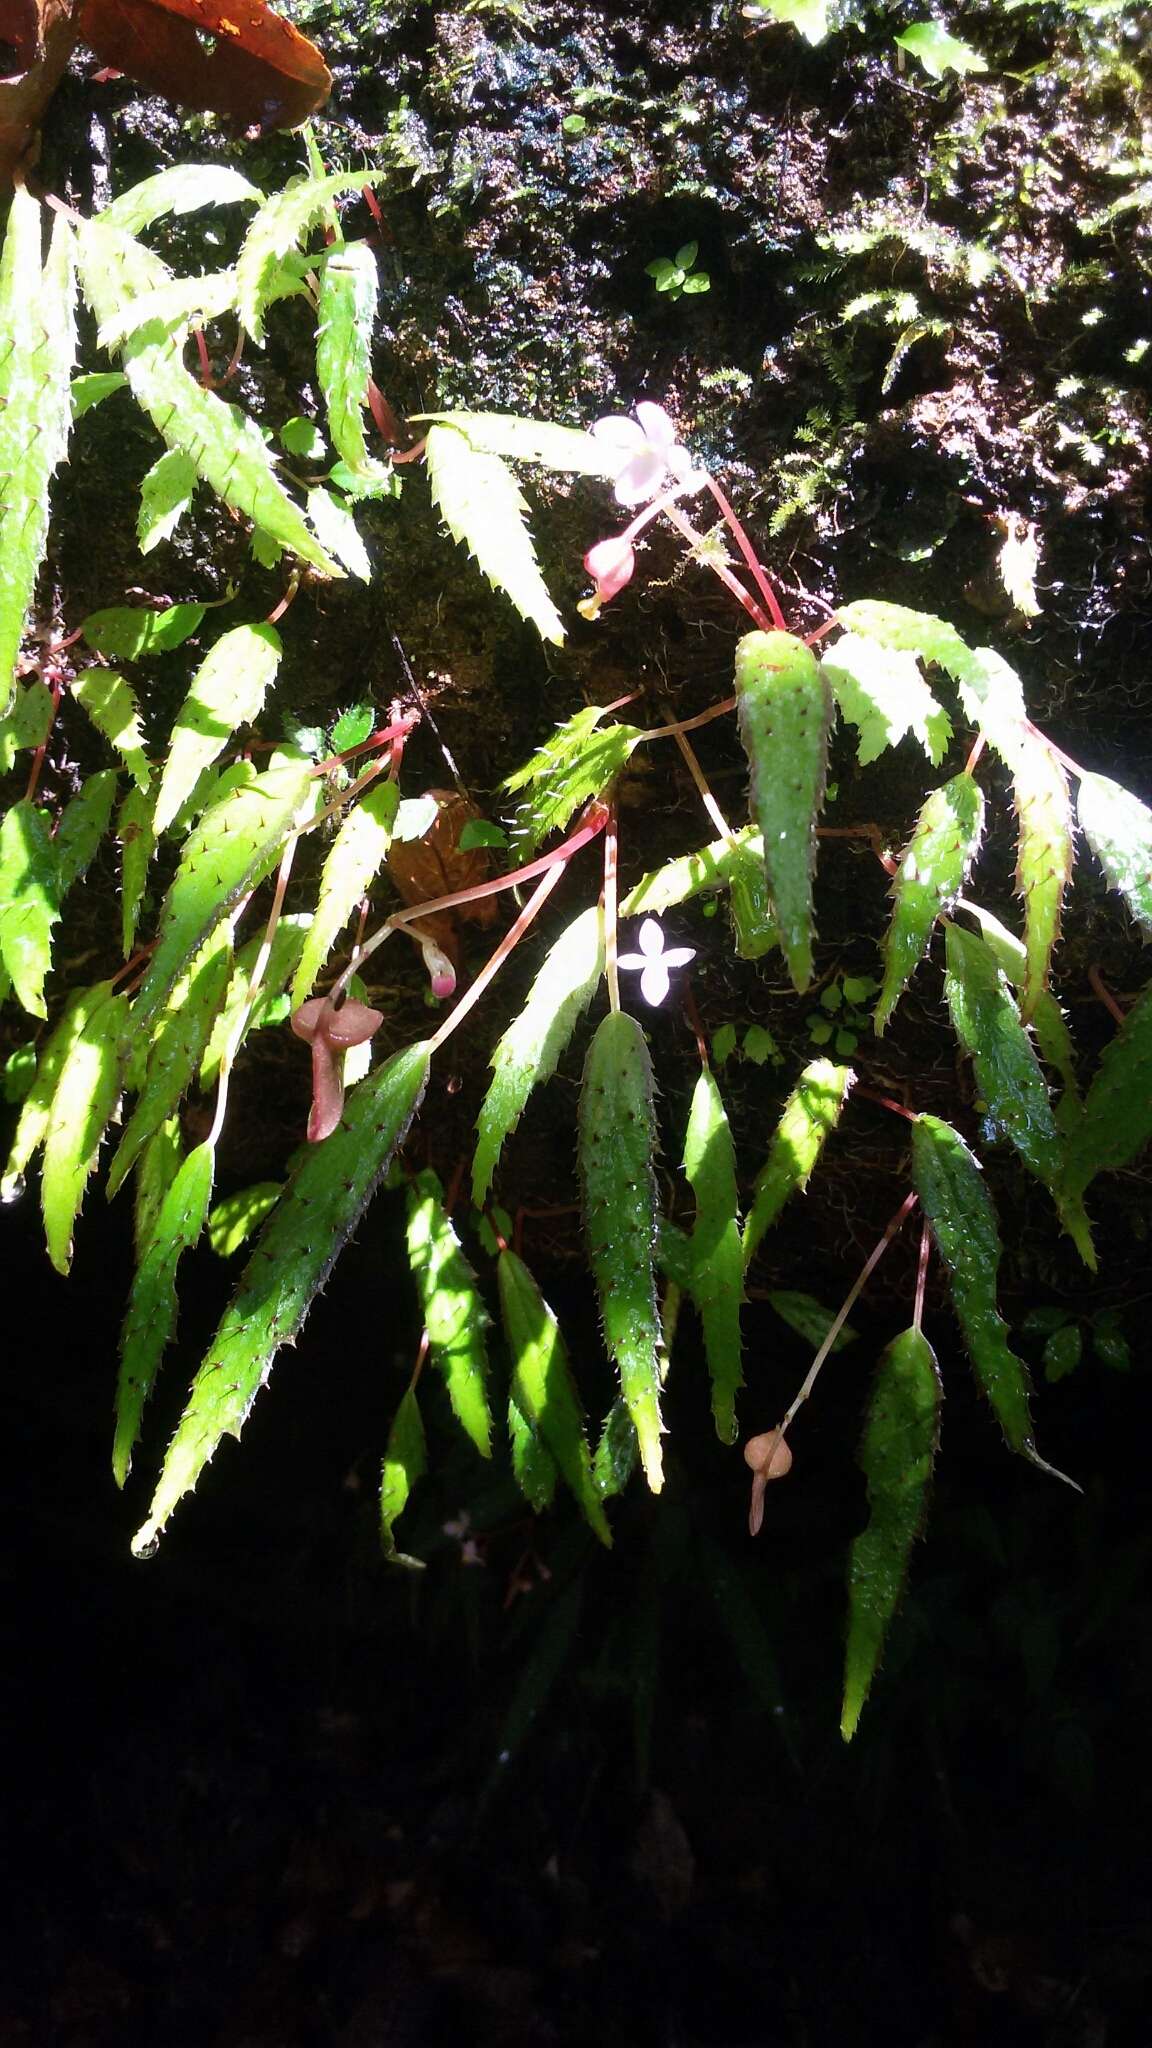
944,920,1094,1266
138,447,198,553
593,1397,639,1501
114,1141,215,1486
1075,770,1152,935
56,770,120,897
237,171,384,344
316,241,391,485
822,631,951,766
305,487,371,579
2,980,114,1197
117,782,155,958
743,1059,854,1268
41,980,128,1274
579,1009,665,1491
0,799,61,1018
876,772,984,1033
381,1387,428,1563
734,630,833,992
1010,728,1072,1021
834,602,1030,762
99,164,263,237
133,1116,183,1260
152,624,282,836
497,1248,612,1544
72,669,152,790
425,423,565,645
406,1169,493,1458
290,781,399,1008
621,826,765,917
411,411,618,477
133,1039,431,1554
107,925,233,1198
911,1114,1076,1486
842,1326,942,1740
473,905,604,1207
75,222,341,577
504,704,643,852
0,679,54,772
508,1392,558,1512
957,901,1081,1116
131,750,317,1032
0,195,76,716
682,1068,744,1442
97,265,304,353
201,914,308,1089
1062,980,1152,1199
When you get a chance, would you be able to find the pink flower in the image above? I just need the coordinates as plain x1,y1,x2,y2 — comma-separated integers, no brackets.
584,534,636,598
590,401,701,507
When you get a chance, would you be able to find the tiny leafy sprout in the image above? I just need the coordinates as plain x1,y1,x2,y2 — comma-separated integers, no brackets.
589,401,702,506
1020,1304,1132,1381
291,996,384,1143
806,973,878,1056
645,243,711,302
744,1428,793,1537
562,113,587,135
617,918,696,1007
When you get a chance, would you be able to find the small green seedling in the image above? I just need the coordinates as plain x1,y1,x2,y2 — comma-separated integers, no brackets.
1020,1304,1132,1382
806,973,879,1056
645,243,711,301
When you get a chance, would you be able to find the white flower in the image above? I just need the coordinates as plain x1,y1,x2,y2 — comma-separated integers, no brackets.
590,401,703,507
618,917,696,1007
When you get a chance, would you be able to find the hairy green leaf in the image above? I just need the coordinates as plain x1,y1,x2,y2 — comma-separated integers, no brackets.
504,704,643,851
116,782,155,958
138,447,198,552
237,171,383,344
497,1248,612,1543
315,240,392,485
291,780,398,1007
767,1289,857,1349
153,624,282,836
96,268,242,352
72,370,127,416
579,1009,665,1491
683,1068,744,1442
412,410,617,476
0,799,61,1017
876,772,984,1032
380,1387,427,1564
1011,729,1073,1021
957,901,1081,1115
1062,981,1152,1199
133,1116,183,1259
108,925,233,1198
508,1391,558,1512
407,1169,493,1458
0,196,76,716
56,769,119,898
734,630,833,992
425,422,564,644
2,980,114,1197
99,164,262,237
114,1141,215,1486
593,1397,638,1501
206,1181,283,1258
726,838,780,959
620,825,762,918
199,913,308,1089
41,979,128,1274
834,602,1028,761
1076,770,1152,934
80,601,206,658
133,1038,431,1553
911,1114,1075,1485
842,1326,942,1740
743,1059,854,1268
72,669,152,789
822,630,951,766
473,905,604,1207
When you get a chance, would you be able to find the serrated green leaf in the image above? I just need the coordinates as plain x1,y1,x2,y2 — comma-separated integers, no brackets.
380,1387,428,1564
743,1059,854,1267
96,268,242,352
1076,771,1152,933
1062,980,1152,1198
133,1116,183,1259
504,704,643,851
834,602,1028,762
508,1389,558,1511
99,164,262,238
315,240,392,486
683,1068,744,1442
425,423,564,644
911,1114,1075,1485
734,631,833,992
841,1326,942,1740
1011,729,1072,1021
767,1289,858,1349
138,447,198,552
305,486,372,579
71,370,127,417
749,0,828,43
291,780,399,1007
133,1038,431,1553
80,602,206,658
4,679,55,755
113,1141,215,1486
199,914,308,1090
822,630,951,766
108,924,233,1198
0,799,61,1017
0,195,76,716
407,1169,493,1457
876,772,984,1033
944,920,1094,1265
206,1181,283,1258
72,669,152,789
473,905,604,1207
237,171,383,344
412,410,617,477
56,769,119,897
117,782,155,958
957,901,1081,1116
497,1248,612,1543
2,980,113,1198
579,1009,665,1491
152,624,282,836
896,21,986,78
76,221,341,577
41,979,128,1273
131,751,317,1032
593,1397,638,1500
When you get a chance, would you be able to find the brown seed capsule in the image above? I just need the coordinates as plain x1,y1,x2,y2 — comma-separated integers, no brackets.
291,996,383,1143
743,1427,793,1537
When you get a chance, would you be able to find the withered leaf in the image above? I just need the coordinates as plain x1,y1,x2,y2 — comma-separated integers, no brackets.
76,0,331,130
386,790,499,930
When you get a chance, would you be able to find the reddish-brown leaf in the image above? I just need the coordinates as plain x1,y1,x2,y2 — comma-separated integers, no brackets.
77,0,331,130
386,791,499,931
1,0,46,79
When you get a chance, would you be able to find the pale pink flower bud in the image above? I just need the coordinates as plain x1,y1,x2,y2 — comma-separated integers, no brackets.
583,534,636,603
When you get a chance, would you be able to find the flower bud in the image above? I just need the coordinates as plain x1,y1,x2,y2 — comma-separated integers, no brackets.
583,534,636,605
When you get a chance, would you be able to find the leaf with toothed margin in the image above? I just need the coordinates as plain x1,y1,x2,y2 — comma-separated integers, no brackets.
508,1390,558,1511
910,1113,1077,1488
132,1039,431,1554
117,782,156,960
153,624,283,837
822,631,952,766
2,980,115,1198
734,631,833,992
380,1387,427,1565
107,924,234,1198
236,172,385,345
315,240,392,487
41,979,128,1275
56,771,120,900
425,422,565,645
0,800,61,1019
621,825,760,917
841,1326,942,1741
201,914,309,1090
72,669,152,790
113,1141,215,1487
682,1068,744,1443
875,773,984,1033
504,704,644,854
498,1248,612,1544
743,1059,854,1268
579,1009,665,1491
406,1169,493,1459
290,780,399,1009
133,1117,184,1261
1076,770,1152,935
1061,980,1152,1200
411,410,619,477
473,905,604,1208
956,901,1081,1121
592,1397,638,1501
1009,727,1072,1022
